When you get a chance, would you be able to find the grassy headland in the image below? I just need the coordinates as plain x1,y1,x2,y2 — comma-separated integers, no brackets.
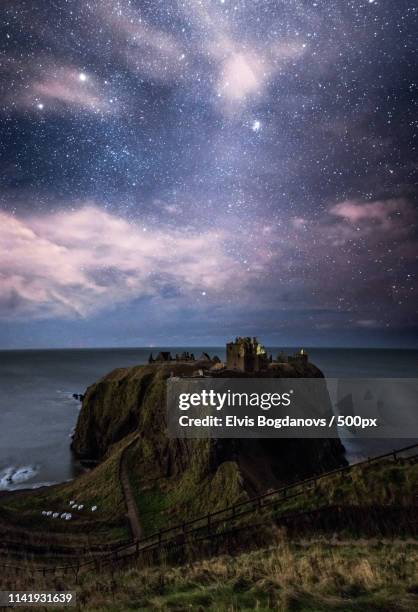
0,360,416,611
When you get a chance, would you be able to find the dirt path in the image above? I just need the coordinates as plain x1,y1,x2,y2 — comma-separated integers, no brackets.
120,439,142,541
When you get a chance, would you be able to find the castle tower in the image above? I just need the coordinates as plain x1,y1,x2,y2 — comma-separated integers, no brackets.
226,337,269,372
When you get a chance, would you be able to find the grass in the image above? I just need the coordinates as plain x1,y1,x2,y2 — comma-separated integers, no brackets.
1,448,415,556
1,359,415,610
166,458,248,521
67,540,418,611
128,477,168,536
0,438,130,546
1,539,416,611
126,452,417,544
18,449,410,550
268,459,417,520
125,436,249,536
0,450,416,609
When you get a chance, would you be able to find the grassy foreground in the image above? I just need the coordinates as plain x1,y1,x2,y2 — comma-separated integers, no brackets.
0,440,129,547
2,539,417,611
0,454,415,556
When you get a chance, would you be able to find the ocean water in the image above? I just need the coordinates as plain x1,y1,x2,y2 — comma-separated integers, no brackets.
0,347,417,490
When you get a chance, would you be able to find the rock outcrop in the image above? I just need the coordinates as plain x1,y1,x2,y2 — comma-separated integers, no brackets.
71,360,347,499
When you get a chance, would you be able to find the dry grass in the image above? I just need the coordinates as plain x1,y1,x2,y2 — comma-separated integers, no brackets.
1,538,417,611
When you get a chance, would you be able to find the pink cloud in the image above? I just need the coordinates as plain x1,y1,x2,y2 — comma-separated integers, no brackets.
1,197,416,324
330,199,411,231
32,77,106,113
29,66,117,114
1,57,118,114
0,206,247,320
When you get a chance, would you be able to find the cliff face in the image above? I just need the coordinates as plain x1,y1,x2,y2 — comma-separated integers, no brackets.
71,360,347,500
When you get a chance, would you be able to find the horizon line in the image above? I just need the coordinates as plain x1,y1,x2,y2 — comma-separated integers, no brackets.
0,345,416,352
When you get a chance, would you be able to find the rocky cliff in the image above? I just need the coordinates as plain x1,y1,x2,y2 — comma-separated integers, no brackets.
71,360,347,509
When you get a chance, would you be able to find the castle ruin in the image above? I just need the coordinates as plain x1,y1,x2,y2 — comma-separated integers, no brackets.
226,337,269,372
148,339,308,373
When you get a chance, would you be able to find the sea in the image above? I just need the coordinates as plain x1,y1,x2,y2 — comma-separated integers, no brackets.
0,347,417,491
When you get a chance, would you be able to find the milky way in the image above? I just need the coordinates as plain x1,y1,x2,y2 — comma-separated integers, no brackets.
0,0,416,348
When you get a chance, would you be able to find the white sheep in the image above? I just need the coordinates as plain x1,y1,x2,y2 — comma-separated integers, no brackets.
91,505,97,512
52,512,59,519
65,513,72,520
46,511,52,516
78,504,84,510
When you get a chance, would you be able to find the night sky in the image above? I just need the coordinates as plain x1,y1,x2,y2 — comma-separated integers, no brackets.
0,0,416,348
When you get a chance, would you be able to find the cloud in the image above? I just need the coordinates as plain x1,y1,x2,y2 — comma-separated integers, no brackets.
325,198,417,251
2,58,117,115
0,206,247,320
94,0,307,114
215,40,307,104
218,52,262,102
96,0,186,84
2,1,309,119
30,67,115,114
189,0,308,113
1,197,416,327
278,196,418,327
330,199,411,230
288,198,418,256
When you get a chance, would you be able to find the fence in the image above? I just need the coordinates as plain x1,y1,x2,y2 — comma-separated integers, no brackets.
0,442,416,577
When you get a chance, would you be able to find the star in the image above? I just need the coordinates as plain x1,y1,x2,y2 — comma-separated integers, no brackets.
0,0,415,349
252,120,261,132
